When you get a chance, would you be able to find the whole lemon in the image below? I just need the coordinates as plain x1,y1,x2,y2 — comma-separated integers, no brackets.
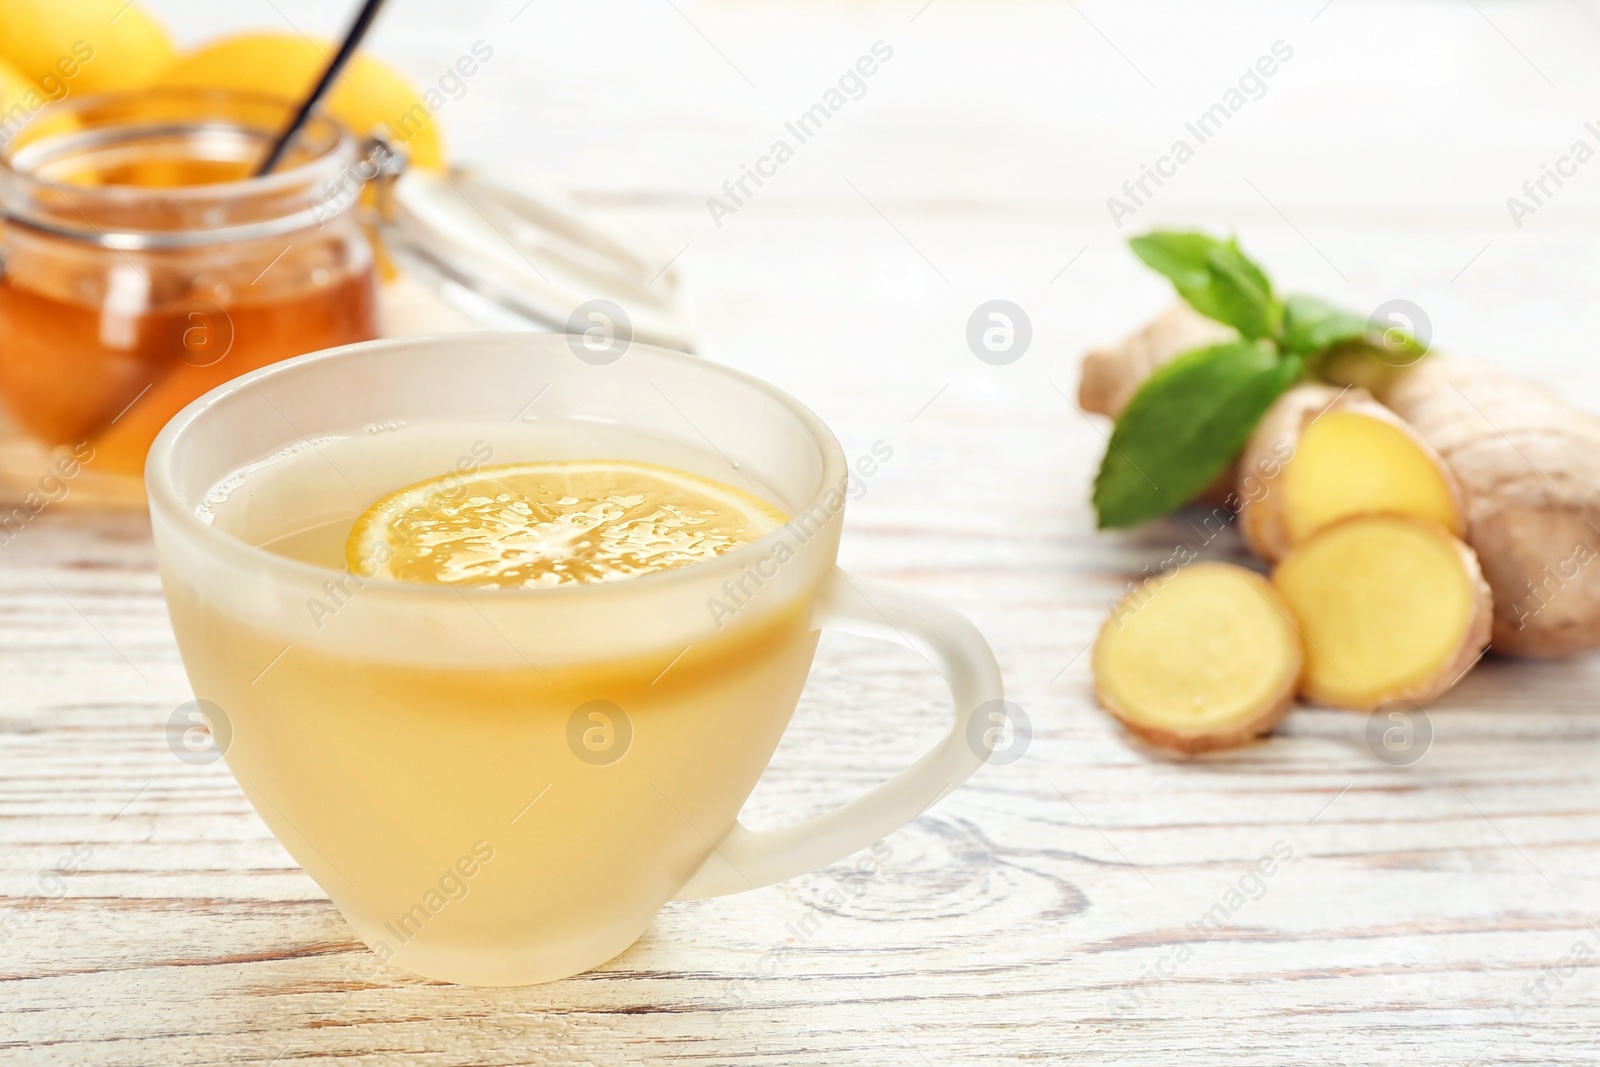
157,34,444,169
0,0,174,95
0,57,35,115
0,54,88,147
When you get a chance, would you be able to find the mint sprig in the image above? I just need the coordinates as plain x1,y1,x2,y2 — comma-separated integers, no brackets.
1095,340,1301,528
1129,232,1281,341
1281,294,1370,356
1093,231,1422,529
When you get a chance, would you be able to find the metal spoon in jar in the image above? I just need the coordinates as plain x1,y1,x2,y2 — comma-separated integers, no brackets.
254,0,392,177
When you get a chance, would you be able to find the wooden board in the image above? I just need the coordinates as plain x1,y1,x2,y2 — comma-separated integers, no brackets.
5,1,1600,1063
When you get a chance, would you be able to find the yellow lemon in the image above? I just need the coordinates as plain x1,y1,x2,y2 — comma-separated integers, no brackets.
0,56,35,114
157,33,445,169
348,460,787,588
0,54,87,148
0,0,174,95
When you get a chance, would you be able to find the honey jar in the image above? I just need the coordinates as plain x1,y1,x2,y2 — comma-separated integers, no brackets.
0,89,378,477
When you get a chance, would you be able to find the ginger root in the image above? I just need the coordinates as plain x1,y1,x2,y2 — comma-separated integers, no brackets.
1079,303,1234,418
1272,516,1491,709
1082,305,1600,657
1080,304,1239,505
1093,562,1301,752
1354,357,1600,657
1236,383,1464,561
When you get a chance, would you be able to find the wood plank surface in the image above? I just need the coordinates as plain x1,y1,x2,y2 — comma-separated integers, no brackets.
4,1,1600,1063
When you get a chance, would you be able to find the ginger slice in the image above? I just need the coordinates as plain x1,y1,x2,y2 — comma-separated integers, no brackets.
1284,409,1463,542
1272,516,1491,710
1093,562,1301,753
1237,383,1464,562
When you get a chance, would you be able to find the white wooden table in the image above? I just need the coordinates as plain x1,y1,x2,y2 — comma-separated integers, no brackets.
5,1,1600,1063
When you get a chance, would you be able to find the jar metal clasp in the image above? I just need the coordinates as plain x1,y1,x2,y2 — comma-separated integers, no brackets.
363,134,409,224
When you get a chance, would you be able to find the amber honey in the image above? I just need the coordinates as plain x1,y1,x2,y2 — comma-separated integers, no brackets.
0,90,379,477
0,267,376,475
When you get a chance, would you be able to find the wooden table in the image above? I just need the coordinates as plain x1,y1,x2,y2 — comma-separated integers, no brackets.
5,1,1600,1062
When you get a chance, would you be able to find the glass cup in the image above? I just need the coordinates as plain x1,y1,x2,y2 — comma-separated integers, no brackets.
146,333,1004,986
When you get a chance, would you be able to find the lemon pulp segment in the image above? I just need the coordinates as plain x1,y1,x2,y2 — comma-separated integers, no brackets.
347,460,786,589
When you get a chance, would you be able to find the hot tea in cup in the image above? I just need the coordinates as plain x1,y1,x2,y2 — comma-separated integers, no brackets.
148,333,1003,985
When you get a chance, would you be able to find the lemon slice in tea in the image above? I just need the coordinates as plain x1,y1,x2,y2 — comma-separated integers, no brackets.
347,460,787,589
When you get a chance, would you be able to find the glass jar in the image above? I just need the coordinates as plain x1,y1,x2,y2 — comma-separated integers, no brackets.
0,89,378,477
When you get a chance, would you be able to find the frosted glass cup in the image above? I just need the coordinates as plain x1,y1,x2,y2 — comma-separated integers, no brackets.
146,333,1004,986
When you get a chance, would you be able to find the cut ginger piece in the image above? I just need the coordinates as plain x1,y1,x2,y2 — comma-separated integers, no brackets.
1237,384,1463,561
1284,409,1462,543
1093,562,1302,753
1272,515,1491,710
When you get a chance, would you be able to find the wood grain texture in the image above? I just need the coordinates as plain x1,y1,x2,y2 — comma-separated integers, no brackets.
6,1,1600,1063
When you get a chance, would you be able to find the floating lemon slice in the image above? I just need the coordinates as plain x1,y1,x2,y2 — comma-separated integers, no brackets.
347,460,787,589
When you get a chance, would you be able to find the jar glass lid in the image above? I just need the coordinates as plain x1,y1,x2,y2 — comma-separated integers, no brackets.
377,164,693,353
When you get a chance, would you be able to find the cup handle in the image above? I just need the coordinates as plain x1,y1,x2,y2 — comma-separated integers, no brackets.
673,567,1003,900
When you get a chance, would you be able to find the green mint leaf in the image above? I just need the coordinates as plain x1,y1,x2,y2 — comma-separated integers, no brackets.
1281,294,1372,356
1093,340,1302,528
1285,294,1429,389
1128,231,1281,340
